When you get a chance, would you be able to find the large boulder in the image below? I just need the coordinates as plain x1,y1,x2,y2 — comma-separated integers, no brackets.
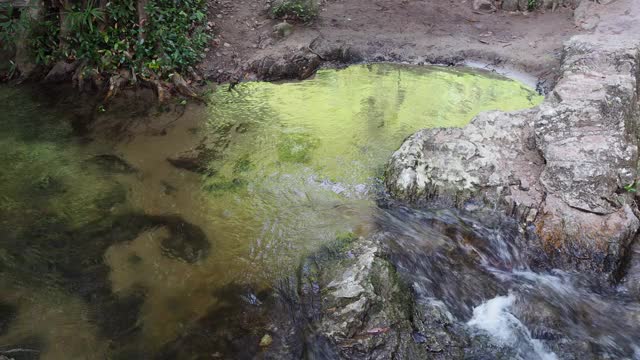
385,34,640,279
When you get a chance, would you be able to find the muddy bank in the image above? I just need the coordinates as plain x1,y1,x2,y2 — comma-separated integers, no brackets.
202,0,583,90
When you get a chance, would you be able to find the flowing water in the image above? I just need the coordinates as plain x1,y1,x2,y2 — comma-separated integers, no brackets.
1,63,635,359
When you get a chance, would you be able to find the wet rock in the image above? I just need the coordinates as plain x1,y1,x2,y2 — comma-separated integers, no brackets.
623,239,640,299
0,302,17,336
385,109,544,221
159,217,210,263
43,60,81,83
156,283,297,360
84,154,138,174
303,237,431,359
0,336,44,360
248,51,322,81
95,287,146,339
308,37,362,63
167,146,217,174
385,34,640,280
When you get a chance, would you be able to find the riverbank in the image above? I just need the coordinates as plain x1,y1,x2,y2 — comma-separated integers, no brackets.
203,0,582,89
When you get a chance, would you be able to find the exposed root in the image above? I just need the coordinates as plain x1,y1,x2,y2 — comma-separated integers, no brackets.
104,69,131,103
171,73,206,103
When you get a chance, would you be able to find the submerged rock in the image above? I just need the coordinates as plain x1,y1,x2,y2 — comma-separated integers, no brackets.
158,217,210,263
167,146,217,174
0,302,17,336
84,154,138,174
385,34,640,280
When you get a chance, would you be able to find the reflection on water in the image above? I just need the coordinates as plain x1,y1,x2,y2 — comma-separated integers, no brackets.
0,64,542,358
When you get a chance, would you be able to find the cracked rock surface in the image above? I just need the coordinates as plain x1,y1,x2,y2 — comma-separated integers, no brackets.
386,22,640,278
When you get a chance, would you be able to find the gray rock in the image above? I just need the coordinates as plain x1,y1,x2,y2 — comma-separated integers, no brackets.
473,0,496,12
43,60,81,83
167,146,217,174
624,240,640,299
273,21,294,39
385,33,640,279
501,0,520,11
297,237,432,359
248,51,321,81
385,109,544,222
574,0,599,30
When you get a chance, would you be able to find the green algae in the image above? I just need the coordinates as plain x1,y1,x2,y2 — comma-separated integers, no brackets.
166,63,546,289
204,63,542,187
0,64,544,359
277,132,320,163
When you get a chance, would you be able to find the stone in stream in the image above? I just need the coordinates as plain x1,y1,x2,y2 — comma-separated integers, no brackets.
0,302,17,336
158,216,211,263
385,34,640,281
167,146,217,174
84,154,138,174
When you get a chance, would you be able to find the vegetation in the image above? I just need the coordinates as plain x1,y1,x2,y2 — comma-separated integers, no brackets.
271,0,318,23
0,0,209,80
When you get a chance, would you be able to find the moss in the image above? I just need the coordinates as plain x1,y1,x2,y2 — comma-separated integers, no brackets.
277,133,319,163
202,177,246,195
232,154,254,174
94,183,128,210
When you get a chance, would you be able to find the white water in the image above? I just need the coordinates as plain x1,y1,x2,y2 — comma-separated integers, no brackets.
467,294,558,360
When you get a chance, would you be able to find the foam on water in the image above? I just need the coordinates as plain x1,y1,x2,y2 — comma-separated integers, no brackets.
468,294,558,360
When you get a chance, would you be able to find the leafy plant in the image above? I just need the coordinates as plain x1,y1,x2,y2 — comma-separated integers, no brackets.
271,0,318,23
527,0,537,10
28,17,60,65
1,0,209,79
624,181,637,193
65,0,104,32
0,5,22,50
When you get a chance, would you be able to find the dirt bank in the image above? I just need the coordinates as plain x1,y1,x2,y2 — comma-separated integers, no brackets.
202,0,582,86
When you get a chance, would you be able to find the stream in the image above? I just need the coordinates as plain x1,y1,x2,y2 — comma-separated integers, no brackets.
1,63,637,359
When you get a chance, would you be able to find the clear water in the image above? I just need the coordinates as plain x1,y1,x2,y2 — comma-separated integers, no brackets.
0,64,542,358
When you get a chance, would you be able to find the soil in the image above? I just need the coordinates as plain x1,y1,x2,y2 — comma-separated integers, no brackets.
201,0,583,85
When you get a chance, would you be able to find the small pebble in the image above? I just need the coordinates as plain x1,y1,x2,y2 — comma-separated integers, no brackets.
259,334,273,347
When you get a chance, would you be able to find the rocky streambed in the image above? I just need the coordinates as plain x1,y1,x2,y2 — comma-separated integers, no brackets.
1,64,549,359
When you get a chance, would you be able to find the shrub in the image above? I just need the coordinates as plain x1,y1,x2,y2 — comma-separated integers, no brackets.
0,0,209,78
271,0,318,23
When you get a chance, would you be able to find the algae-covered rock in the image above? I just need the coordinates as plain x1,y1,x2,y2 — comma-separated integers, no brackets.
167,146,218,174
84,154,138,174
159,217,211,263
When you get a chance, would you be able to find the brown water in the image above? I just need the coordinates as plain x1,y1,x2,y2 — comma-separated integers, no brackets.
0,63,543,359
